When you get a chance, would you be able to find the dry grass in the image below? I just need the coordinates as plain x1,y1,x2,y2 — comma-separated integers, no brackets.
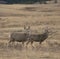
0,3,60,59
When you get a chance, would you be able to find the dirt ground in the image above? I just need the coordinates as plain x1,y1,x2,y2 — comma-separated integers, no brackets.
0,3,60,59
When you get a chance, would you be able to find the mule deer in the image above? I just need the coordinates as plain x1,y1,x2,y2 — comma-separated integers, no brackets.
9,25,30,47
26,27,50,47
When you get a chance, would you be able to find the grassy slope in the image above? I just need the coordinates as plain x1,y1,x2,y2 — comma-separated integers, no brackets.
0,4,60,59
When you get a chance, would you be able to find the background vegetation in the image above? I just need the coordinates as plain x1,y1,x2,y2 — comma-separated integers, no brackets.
4,0,52,4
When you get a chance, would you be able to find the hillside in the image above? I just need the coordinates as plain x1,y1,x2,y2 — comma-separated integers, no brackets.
0,3,60,59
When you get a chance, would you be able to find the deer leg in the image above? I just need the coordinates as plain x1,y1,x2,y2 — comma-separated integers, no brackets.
8,40,12,46
9,39,11,43
26,40,30,48
26,38,31,48
31,41,34,48
7,41,10,47
22,42,24,47
9,39,16,47
26,40,30,45
38,42,42,48
8,40,14,47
